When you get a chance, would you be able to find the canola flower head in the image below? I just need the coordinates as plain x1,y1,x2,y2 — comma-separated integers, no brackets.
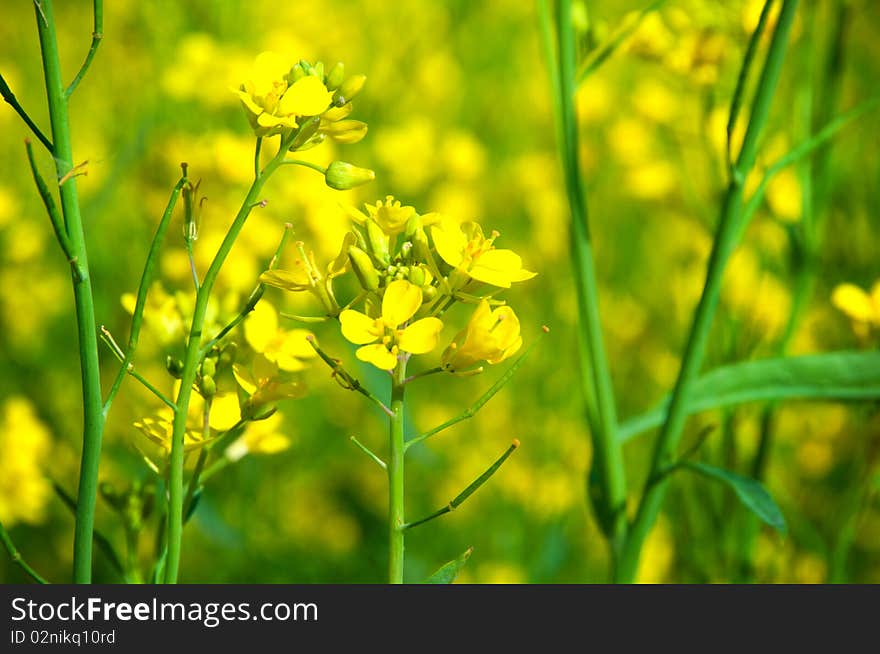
431,216,536,288
442,299,522,371
244,301,317,372
233,52,339,137
233,354,308,417
339,279,443,370
345,196,440,236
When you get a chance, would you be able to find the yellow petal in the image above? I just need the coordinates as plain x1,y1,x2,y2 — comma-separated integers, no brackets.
399,317,443,354
232,364,257,395
489,335,522,365
470,249,537,287
340,310,381,344
431,221,466,268
244,301,278,353
832,283,874,322
382,280,422,327
234,89,265,116
209,393,242,431
279,76,334,116
260,269,311,292
356,343,398,371
251,52,289,96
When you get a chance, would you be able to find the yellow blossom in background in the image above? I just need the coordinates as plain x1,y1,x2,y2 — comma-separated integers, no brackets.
0,397,52,526
233,354,308,415
766,169,802,222
339,280,443,370
442,300,522,371
831,280,880,336
223,412,291,462
432,217,536,289
244,301,316,371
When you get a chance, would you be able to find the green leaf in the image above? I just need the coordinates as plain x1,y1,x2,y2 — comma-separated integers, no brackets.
425,547,473,584
681,462,787,534
619,351,880,443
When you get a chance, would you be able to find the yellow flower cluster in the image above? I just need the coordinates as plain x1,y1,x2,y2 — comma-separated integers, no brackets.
264,196,536,371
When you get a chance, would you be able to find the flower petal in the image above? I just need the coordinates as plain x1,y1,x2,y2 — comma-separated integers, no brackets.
251,52,290,96
279,76,334,116
209,393,242,431
399,317,443,354
356,344,398,370
382,280,423,327
470,249,537,287
244,301,278,353
431,219,466,268
832,283,874,322
340,310,381,344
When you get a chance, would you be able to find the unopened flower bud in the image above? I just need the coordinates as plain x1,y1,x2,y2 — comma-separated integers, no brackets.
326,62,345,90
166,355,184,379
325,161,376,190
322,119,368,144
348,246,380,291
200,375,216,397
219,342,237,367
408,266,426,286
201,358,216,378
365,218,390,264
333,74,366,105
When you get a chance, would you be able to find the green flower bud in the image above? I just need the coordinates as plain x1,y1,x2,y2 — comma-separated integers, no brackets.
313,61,325,80
200,375,216,398
365,218,390,265
166,355,184,379
324,161,376,190
219,342,237,368
408,266,426,287
403,213,423,242
326,62,345,90
201,358,216,378
348,246,380,291
333,74,366,105
423,285,438,301
289,63,307,82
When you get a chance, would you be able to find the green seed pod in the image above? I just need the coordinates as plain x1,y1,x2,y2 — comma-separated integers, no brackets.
326,62,345,90
365,218,390,265
324,161,376,190
348,246,380,291
166,355,184,379
333,74,366,105
200,375,216,398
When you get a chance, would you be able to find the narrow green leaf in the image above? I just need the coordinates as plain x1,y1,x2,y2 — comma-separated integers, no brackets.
681,462,787,534
425,547,474,584
619,351,880,442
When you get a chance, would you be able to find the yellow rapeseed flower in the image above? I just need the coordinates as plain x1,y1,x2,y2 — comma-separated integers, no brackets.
345,196,440,236
431,216,536,288
244,301,316,372
442,300,522,371
339,280,443,370
234,52,334,137
832,280,880,335
233,354,307,416
0,397,52,526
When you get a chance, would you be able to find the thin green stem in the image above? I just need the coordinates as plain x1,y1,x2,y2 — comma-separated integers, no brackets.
100,326,175,409
200,223,293,357
403,440,520,530
0,519,49,583
278,158,327,175
616,0,800,583
553,0,628,567
24,138,76,264
103,175,186,417
388,358,407,584
307,337,394,416
164,140,292,584
0,73,53,151
254,136,263,178
35,0,105,584
65,0,103,98
350,435,387,470
404,331,545,451
183,400,212,518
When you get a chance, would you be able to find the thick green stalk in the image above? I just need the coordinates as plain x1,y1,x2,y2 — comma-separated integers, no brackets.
35,0,105,584
164,150,285,584
388,358,407,584
553,0,628,565
616,0,799,583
